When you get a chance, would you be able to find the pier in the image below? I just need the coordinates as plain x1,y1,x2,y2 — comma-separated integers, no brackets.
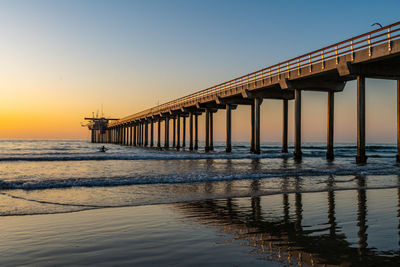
88,22,400,163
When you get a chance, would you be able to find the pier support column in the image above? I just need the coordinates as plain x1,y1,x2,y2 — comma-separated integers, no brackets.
282,99,288,153
327,91,335,160
91,130,94,143
124,126,128,146
125,126,128,145
172,117,176,147
133,125,137,146
194,114,199,150
136,125,138,146
136,124,139,146
226,104,232,152
210,111,214,151
177,115,181,149
182,116,186,148
129,125,133,146
118,127,120,144
142,122,145,146
126,126,129,145
137,124,140,146
397,80,400,162
205,110,210,152
145,121,148,147
165,116,169,148
189,113,193,150
119,127,122,145
139,123,143,146
250,103,255,152
157,118,161,148
150,120,154,147
125,127,128,145
115,128,118,144
294,89,302,160
356,76,367,163
253,98,261,154
123,126,126,145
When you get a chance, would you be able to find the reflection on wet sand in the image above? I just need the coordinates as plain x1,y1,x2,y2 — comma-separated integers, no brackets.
175,175,400,266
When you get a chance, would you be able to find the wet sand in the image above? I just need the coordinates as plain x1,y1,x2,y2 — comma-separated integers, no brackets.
1,188,400,266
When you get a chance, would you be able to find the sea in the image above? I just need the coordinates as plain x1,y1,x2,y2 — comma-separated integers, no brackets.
1,139,400,266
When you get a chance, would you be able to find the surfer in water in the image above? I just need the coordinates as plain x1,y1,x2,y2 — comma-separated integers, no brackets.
99,146,108,152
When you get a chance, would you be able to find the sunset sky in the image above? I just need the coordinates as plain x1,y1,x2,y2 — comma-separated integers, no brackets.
1,0,399,142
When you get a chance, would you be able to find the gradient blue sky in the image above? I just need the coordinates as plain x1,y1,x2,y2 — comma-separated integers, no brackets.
0,0,399,142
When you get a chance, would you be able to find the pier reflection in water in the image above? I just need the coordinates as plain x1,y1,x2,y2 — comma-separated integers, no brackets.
174,175,400,266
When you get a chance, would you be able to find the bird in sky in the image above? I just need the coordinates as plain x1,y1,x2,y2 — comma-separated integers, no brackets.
371,22,383,28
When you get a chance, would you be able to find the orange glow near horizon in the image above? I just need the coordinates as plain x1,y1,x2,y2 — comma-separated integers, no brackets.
0,73,398,143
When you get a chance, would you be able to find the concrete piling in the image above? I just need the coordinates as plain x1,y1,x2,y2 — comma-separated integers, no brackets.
282,99,288,153
205,110,210,152
165,116,170,148
226,104,232,153
327,91,334,160
189,113,193,150
294,89,302,160
356,76,367,163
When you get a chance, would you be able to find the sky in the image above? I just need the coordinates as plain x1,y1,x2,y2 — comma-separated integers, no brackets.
0,0,399,142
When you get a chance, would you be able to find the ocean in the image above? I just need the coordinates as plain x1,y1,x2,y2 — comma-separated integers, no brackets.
1,139,400,266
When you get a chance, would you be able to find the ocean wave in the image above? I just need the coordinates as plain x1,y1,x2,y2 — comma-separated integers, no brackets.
1,165,399,190
0,152,290,162
1,149,398,162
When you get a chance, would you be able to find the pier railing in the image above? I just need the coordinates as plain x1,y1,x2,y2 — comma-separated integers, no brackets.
111,21,400,125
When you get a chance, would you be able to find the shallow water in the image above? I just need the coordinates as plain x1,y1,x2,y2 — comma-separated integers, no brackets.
1,188,399,266
1,140,400,265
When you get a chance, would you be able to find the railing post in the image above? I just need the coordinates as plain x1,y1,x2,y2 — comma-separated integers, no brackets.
226,104,232,152
356,75,367,163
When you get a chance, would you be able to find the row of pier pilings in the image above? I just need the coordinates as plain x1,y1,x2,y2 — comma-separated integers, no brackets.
93,78,400,164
